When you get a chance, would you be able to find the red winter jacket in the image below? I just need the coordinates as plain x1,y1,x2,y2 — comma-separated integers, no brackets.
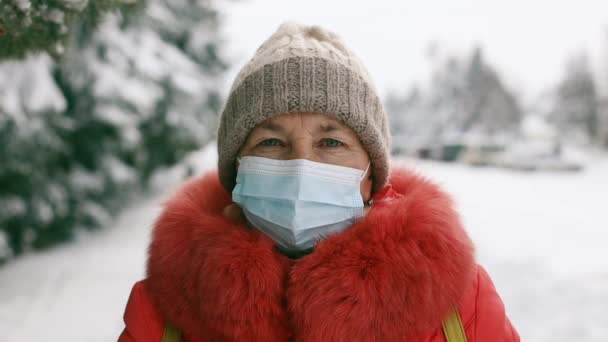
119,168,519,341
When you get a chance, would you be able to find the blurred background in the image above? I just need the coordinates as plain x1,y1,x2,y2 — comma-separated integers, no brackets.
0,0,607,341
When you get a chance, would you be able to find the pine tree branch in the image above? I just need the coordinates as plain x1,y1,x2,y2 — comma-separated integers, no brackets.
0,0,141,60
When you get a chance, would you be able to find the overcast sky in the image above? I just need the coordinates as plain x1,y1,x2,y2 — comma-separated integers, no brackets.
219,0,608,103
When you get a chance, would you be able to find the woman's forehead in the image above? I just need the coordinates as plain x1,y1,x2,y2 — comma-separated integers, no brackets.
258,112,353,134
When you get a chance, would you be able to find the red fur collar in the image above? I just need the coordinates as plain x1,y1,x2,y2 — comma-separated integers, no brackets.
146,168,475,341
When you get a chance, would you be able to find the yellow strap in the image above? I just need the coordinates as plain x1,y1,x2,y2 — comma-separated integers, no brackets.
441,308,467,342
162,322,181,342
162,310,465,342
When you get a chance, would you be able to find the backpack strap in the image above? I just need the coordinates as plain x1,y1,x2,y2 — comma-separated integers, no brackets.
161,309,467,341
442,308,467,342
162,322,181,342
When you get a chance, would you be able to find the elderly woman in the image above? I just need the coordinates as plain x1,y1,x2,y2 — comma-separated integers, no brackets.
119,22,519,341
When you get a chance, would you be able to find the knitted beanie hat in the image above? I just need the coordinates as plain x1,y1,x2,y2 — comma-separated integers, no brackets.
217,21,391,192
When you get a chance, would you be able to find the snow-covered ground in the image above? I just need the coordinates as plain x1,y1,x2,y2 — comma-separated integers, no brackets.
0,143,219,342
0,144,606,341
402,156,608,342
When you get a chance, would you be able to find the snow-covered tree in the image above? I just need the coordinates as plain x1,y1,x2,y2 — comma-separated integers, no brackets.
0,54,71,255
599,34,608,149
387,46,522,151
56,0,225,182
431,47,522,138
0,0,226,263
0,0,140,59
549,53,600,146
599,95,608,148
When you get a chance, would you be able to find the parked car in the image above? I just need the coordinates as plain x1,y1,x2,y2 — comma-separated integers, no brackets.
492,141,583,172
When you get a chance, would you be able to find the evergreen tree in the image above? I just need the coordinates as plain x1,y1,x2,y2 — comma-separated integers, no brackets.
432,47,522,138
461,47,522,135
0,54,80,256
550,53,600,146
0,0,227,263
600,100,608,148
387,46,523,150
0,0,138,59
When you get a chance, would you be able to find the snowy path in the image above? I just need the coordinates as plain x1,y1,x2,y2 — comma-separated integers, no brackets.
1,149,607,341
0,190,157,342
0,144,218,342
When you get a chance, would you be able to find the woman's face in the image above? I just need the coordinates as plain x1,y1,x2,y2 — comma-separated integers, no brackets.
238,112,373,203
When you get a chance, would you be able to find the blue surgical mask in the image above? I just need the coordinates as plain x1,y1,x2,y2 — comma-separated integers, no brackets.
232,156,370,252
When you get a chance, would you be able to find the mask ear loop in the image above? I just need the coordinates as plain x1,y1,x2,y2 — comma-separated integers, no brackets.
360,162,371,181
360,162,373,207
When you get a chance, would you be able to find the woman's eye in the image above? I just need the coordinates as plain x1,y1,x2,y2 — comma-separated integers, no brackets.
321,138,344,148
258,138,283,147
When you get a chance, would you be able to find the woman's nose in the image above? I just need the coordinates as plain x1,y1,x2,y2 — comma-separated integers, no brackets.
287,138,315,161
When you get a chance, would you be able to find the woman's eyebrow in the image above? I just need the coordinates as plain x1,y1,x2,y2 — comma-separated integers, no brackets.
258,121,285,133
318,122,354,136
318,122,342,133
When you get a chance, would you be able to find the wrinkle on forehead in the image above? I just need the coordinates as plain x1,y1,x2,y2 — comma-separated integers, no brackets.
262,112,355,137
